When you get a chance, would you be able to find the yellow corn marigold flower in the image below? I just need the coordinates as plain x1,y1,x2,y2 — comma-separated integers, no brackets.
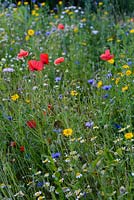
97,81,103,88
122,65,129,69
116,39,121,43
107,37,113,42
70,90,78,96
32,10,36,15
24,2,28,5
17,1,21,6
41,2,45,6
115,77,120,85
11,94,19,101
63,128,73,137
68,11,74,15
74,27,78,33
99,2,103,6
81,18,87,22
25,35,30,41
107,59,114,64
54,15,58,19
104,11,108,15
59,1,63,5
65,9,69,13
124,132,133,139
122,85,128,92
35,7,39,11
28,29,35,36
117,72,124,77
126,70,132,76
25,99,30,103
130,29,134,33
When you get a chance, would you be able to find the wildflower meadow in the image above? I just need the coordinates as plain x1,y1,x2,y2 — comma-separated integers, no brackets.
0,0,134,199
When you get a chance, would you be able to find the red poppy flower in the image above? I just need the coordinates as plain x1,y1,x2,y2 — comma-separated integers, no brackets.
57,23,64,30
54,57,64,65
28,60,44,71
27,120,36,128
48,104,52,110
40,53,49,64
17,49,29,59
20,146,25,152
100,49,114,61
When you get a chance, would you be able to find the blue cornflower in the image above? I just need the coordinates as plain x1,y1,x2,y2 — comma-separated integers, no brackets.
59,94,63,99
45,31,50,36
7,116,13,121
55,77,61,82
106,73,112,78
103,94,109,99
37,181,44,187
53,128,62,133
127,61,132,66
52,152,61,159
35,31,41,35
52,27,57,32
85,121,94,128
102,85,112,90
88,79,95,85
113,123,121,129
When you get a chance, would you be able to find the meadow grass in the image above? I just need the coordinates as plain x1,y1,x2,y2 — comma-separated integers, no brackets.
0,1,134,199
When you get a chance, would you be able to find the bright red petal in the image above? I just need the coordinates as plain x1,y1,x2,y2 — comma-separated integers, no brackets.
54,57,64,65
40,53,49,64
28,60,44,71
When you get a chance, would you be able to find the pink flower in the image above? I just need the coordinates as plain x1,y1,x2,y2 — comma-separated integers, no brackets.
17,49,29,59
57,23,65,30
54,57,64,65
100,49,114,61
40,53,49,64
28,60,44,71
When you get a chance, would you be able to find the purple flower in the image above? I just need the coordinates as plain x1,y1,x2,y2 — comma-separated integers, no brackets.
37,182,44,187
106,73,112,78
85,121,94,128
52,27,57,32
52,152,61,159
55,77,61,82
127,61,132,66
103,94,109,98
59,94,63,99
102,85,112,90
7,116,13,121
3,68,14,72
35,31,41,35
88,79,95,85
45,31,50,36
53,128,62,133
113,123,121,129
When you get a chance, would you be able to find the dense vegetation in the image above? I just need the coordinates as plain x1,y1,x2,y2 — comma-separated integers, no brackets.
0,0,134,199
